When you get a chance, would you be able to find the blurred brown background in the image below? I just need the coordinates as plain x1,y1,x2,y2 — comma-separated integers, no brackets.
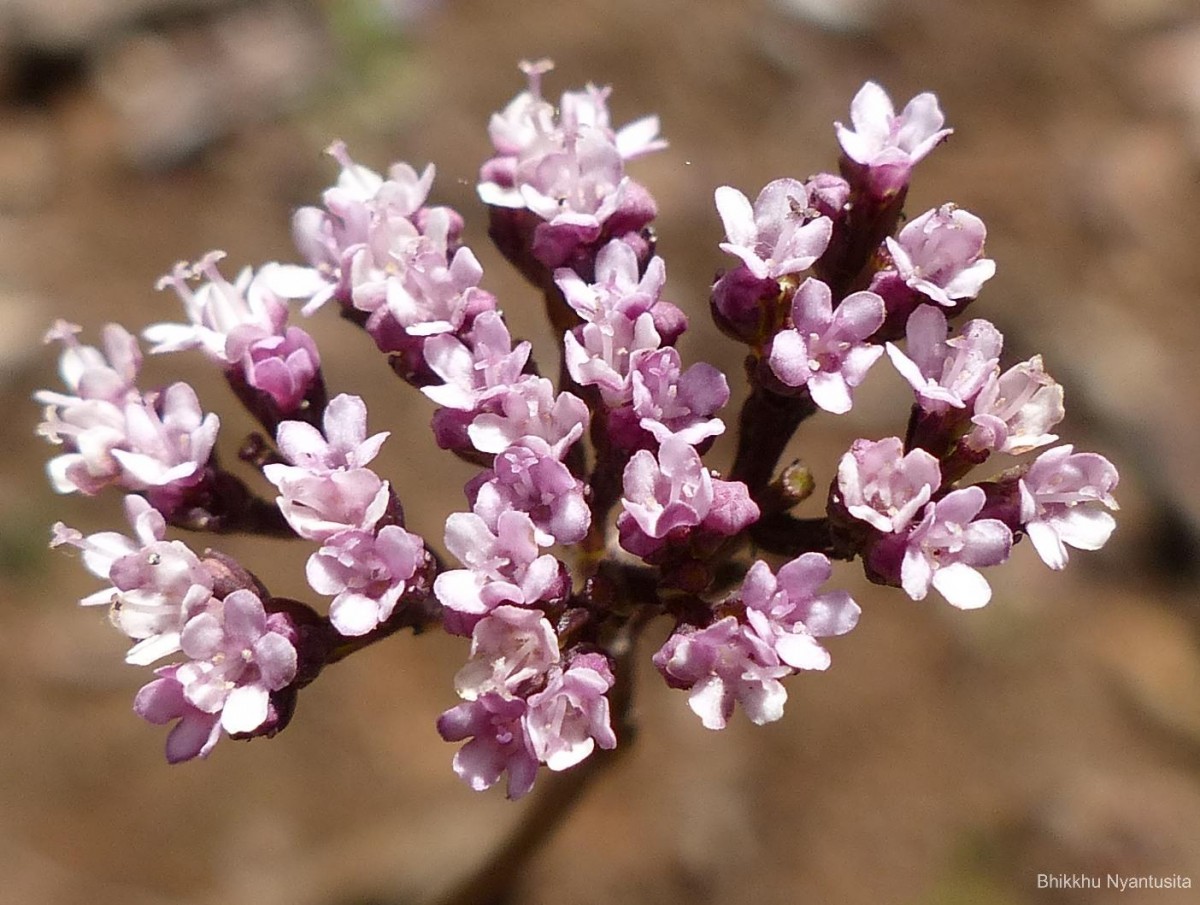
2,0,1199,903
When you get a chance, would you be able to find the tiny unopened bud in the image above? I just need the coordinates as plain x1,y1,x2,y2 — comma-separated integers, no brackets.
780,461,815,505
202,549,270,600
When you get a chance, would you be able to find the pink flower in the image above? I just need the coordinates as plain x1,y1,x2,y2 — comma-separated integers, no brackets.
275,394,389,473
233,326,321,414
421,311,531,411
619,436,714,541
437,693,539,799
469,437,590,546
886,305,1002,413
306,525,426,636
835,82,952,195
478,61,663,269
264,466,391,542
554,239,666,324
146,252,313,363
134,666,222,763
51,495,214,665
1019,446,1119,570
740,556,860,670
653,617,792,730
113,384,218,489
453,605,560,701
267,394,394,541
714,179,833,280
38,324,217,504
525,653,617,771
434,510,564,623
767,278,885,414
379,242,486,338
966,355,1064,455
291,141,438,313
885,204,995,307
900,487,1013,609
467,377,589,458
564,311,661,405
173,589,298,736
836,436,941,533
37,320,141,406
630,347,729,446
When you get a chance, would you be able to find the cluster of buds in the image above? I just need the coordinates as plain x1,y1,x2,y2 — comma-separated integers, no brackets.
37,65,1118,798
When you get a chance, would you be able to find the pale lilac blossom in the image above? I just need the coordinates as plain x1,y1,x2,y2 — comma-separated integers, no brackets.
966,355,1064,455
266,395,393,540
421,311,531,411
478,61,663,269
174,589,297,736
112,384,218,490
900,487,1013,609
265,466,390,541
37,320,140,407
714,179,833,281
630,347,729,445
50,495,213,665
275,394,389,473
525,653,617,771
563,311,661,404
619,436,714,542
886,305,1002,412
740,556,860,671
467,377,589,458
292,142,438,313
146,252,311,362
554,240,666,324
469,438,590,546
453,605,560,701
306,525,426,636
134,666,222,763
378,241,487,338
767,278,885,413
434,510,564,622
836,436,941,533
437,693,538,799
885,204,995,307
231,326,322,414
653,618,792,730
1019,445,1119,570
479,60,665,208
835,82,952,194
37,324,220,502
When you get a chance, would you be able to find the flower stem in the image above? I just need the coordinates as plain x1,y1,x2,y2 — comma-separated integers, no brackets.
729,380,817,504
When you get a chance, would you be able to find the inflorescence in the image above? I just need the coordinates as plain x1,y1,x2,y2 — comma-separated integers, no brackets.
37,64,1119,798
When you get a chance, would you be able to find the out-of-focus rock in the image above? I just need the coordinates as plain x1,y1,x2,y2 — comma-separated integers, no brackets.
93,31,224,169
92,2,329,168
211,1,330,123
2,0,232,52
769,0,889,33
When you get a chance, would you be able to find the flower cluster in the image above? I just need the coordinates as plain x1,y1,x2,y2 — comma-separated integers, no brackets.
52,497,301,761
150,253,326,427
38,67,1119,801
479,59,665,275
36,321,218,518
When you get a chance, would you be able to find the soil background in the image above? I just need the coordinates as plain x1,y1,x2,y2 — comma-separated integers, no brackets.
2,1,1200,903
